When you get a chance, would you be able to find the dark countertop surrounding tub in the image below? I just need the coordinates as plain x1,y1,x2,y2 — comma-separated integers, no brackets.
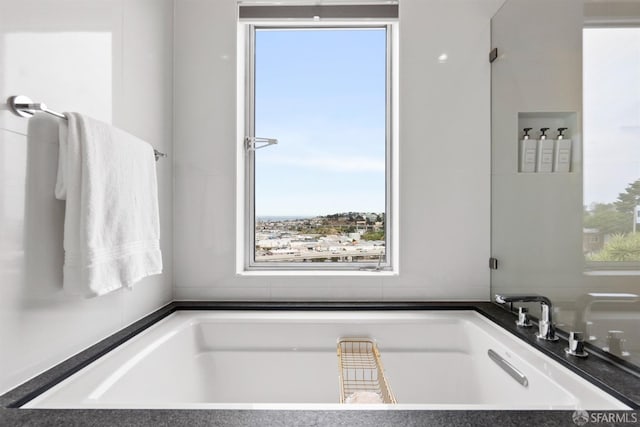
2,301,640,426
5,408,639,427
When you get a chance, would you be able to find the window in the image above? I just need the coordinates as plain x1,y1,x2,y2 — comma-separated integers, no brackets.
583,26,640,267
237,4,398,273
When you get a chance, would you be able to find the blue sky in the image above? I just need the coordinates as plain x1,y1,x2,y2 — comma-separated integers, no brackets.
584,27,640,206
254,28,386,217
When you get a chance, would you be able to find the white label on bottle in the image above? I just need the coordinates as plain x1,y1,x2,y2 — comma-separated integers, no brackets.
525,149,536,162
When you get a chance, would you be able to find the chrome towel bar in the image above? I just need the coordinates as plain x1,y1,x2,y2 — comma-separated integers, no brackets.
7,95,167,161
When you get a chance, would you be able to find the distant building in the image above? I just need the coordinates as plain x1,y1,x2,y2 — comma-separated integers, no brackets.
256,238,291,249
583,228,604,254
348,232,361,241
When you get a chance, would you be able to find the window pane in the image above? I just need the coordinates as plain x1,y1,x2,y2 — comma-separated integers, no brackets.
254,28,387,264
584,27,640,262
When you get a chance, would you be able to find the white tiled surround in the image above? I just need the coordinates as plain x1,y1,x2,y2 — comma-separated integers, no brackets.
0,0,174,394
172,0,502,301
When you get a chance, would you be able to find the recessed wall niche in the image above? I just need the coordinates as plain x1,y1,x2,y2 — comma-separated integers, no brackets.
517,112,579,174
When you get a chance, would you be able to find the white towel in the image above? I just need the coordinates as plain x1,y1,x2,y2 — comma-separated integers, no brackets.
55,113,162,297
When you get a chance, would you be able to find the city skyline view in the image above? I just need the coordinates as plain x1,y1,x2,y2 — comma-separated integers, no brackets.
255,211,385,263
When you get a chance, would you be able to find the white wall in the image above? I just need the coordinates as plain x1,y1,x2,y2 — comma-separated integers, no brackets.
0,0,174,393
173,0,503,301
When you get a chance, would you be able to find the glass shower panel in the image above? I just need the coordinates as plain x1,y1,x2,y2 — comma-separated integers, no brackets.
490,0,640,368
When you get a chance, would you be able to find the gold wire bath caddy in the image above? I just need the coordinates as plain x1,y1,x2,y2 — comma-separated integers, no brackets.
337,338,397,404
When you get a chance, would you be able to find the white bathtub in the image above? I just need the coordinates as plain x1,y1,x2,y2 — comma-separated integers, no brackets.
23,310,630,410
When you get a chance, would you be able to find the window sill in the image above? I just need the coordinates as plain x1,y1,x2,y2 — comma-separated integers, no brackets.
237,269,399,277
584,270,640,276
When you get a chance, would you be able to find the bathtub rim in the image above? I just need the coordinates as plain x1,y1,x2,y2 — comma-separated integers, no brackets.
1,301,639,411
20,310,629,410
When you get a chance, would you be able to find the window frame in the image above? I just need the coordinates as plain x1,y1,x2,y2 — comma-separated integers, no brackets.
583,22,640,273
237,20,399,275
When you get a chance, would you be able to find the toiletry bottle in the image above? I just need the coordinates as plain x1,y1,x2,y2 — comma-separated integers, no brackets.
519,127,537,173
536,127,554,173
553,127,571,172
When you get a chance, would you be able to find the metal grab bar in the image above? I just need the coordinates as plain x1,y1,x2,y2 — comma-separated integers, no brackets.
7,95,167,161
488,349,529,387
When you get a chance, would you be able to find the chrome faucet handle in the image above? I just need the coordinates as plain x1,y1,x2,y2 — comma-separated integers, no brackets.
565,331,588,358
516,307,532,328
536,304,558,341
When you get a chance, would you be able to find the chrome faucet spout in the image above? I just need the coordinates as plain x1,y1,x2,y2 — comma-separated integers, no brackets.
573,293,638,336
495,294,552,307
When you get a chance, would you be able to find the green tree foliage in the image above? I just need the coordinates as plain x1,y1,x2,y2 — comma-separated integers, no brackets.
615,179,640,215
588,233,640,262
584,178,640,235
583,203,630,235
361,231,385,241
